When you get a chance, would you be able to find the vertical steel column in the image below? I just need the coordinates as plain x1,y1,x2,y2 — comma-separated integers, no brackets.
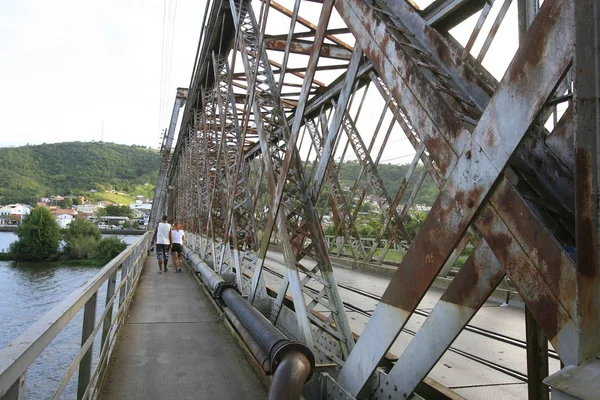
574,0,600,363
77,293,97,400
525,307,549,400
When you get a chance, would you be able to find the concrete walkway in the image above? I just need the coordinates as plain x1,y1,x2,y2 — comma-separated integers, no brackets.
101,256,267,400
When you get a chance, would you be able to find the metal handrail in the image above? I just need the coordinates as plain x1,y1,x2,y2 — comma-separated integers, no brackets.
0,232,151,400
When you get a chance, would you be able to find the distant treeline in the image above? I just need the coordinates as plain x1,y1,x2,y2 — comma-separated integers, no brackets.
320,160,439,207
0,142,160,204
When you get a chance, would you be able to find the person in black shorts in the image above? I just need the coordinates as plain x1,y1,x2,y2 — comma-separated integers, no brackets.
171,222,185,272
151,215,172,273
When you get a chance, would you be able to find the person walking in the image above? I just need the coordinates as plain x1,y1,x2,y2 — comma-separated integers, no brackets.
151,215,172,274
171,222,185,272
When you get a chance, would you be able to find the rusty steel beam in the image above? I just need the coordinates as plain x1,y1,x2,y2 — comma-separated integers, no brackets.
264,38,353,60
336,0,575,394
421,0,488,31
573,0,600,364
380,241,505,398
267,0,353,51
160,0,599,397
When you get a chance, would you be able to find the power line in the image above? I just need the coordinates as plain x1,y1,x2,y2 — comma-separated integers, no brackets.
158,0,168,144
380,152,416,163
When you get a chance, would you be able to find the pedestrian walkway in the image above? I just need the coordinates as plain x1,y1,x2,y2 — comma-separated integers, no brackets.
100,256,268,400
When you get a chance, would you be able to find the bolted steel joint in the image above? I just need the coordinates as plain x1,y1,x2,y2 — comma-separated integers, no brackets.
213,281,239,305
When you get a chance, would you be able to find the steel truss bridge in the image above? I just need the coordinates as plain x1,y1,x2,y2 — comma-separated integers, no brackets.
151,0,600,398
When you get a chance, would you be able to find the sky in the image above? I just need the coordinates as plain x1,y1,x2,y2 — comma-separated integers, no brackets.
0,0,206,148
0,0,523,159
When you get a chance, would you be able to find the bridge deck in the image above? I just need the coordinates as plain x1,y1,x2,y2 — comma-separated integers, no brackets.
100,256,267,400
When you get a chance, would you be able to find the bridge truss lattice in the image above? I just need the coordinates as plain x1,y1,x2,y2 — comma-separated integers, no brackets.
155,0,599,398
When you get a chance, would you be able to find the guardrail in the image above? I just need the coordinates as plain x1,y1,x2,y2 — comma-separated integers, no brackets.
0,232,151,400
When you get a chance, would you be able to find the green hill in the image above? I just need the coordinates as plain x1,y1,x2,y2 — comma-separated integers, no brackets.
336,161,439,206
0,142,160,204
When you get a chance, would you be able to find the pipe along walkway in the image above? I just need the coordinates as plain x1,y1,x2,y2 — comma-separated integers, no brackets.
100,254,268,399
101,249,314,400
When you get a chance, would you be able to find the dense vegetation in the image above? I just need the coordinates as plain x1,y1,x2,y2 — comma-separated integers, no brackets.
335,161,439,206
0,142,160,204
10,207,61,261
9,209,126,263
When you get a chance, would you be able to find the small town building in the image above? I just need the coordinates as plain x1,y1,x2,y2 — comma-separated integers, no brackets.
55,214,74,228
0,204,31,223
50,209,78,228
76,204,96,213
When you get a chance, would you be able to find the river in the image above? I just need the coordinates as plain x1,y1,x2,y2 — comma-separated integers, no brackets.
0,231,140,399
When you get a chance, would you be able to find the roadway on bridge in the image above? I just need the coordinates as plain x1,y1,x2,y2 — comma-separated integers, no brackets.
100,256,267,399
262,250,560,400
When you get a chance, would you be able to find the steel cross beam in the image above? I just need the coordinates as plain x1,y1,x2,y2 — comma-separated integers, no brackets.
211,51,266,297
228,0,356,356
336,0,576,395
305,118,367,260
150,88,188,228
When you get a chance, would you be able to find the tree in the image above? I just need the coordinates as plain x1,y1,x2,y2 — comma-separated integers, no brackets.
405,210,427,238
61,219,102,260
100,205,134,218
58,198,73,209
95,237,127,263
63,218,101,241
10,207,61,261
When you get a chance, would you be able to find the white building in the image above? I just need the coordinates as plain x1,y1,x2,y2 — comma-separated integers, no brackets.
0,204,31,222
130,202,152,211
76,204,96,213
56,214,74,228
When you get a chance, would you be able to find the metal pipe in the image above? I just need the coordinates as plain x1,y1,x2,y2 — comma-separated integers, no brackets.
268,350,312,400
223,308,270,372
184,248,223,291
183,246,314,399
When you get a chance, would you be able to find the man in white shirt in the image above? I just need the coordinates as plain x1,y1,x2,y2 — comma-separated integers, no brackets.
151,215,172,274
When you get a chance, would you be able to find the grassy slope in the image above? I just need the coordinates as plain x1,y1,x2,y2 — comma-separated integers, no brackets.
0,142,160,204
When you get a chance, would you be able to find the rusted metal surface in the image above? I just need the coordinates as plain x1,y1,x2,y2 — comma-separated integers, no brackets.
380,241,505,399
337,0,575,394
573,0,600,365
155,0,598,397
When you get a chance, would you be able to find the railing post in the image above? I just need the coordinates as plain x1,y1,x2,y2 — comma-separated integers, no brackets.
126,255,133,296
1,374,25,400
77,293,97,400
101,270,117,351
119,261,129,308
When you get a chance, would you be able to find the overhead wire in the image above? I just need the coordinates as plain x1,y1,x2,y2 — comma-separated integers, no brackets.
158,0,168,146
165,0,178,133
158,0,178,148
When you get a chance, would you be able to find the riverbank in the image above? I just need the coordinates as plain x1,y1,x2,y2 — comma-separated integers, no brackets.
0,225,146,235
